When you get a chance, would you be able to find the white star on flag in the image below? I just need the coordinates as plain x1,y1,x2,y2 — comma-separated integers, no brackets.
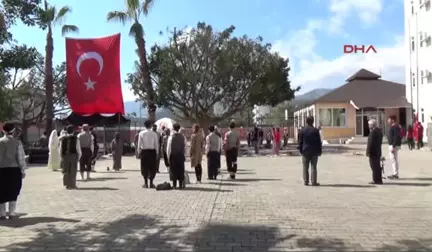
84,78,96,90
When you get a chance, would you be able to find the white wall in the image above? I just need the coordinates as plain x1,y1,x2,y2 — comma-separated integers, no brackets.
405,0,432,141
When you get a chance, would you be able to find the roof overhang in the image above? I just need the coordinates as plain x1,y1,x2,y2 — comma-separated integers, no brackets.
377,105,412,109
349,100,359,110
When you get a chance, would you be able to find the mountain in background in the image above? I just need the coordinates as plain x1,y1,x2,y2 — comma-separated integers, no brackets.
123,88,333,118
293,88,333,102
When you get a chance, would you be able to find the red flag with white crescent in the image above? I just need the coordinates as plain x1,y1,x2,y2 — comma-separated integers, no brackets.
66,34,125,114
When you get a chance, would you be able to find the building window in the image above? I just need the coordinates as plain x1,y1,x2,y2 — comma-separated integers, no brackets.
413,76,416,87
421,108,424,123
412,5,415,14
412,40,415,51
318,108,346,127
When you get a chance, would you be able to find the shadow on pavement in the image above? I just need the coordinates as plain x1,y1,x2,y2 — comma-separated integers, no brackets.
94,171,126,174
0,217,80,228
378,238,432,251
181,187,233,193
4,214,432,251
296,237,351,251
398,177,432,181
319,184,376,188
76,187,119,191
207,182,246,187
119,169,141,172
88,177,128,182
383,182,432,187
227,178,282,182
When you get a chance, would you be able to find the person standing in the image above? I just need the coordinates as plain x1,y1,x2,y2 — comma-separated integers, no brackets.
111,132,123,171
298,116,322,186
39,131,48,148
166,123,187,188
152,124,162,173
47,129,61,171
251,127,259,154
134,130,140,159
77,124,94,181
387,116,402,179
214,126,222,174
0,123,27,220
90,127,98,171
224,121,240,179
259,128,264,145
366,119,383,184
416,122,424,149
206,125,222,180
406,125,414,150
138,120,159,188
60,125,81,189
273,127,281,156
190,124,204,183
162,128,171,172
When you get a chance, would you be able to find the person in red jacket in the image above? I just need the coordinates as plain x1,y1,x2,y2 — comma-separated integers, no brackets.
406,125,414,150
273,127,281,156
416,122,424,149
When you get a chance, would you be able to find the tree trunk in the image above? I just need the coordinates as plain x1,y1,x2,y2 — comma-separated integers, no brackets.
44,26,54,134
135,35,156,123
21,121,29,144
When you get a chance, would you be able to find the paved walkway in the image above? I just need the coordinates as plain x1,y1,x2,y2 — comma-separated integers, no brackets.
1,145,432,251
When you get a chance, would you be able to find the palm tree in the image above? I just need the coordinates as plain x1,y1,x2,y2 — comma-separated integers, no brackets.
107,0,156,122
0,12,5,30
38,0,78,133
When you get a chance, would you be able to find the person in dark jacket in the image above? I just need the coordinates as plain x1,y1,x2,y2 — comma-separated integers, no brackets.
387,115,402,179
298,116,322,186
366,119,383,184
251,127,260,154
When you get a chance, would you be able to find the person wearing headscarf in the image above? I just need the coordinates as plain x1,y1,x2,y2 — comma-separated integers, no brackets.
47,129,61,171
190,124,204,183
77,124,94,180
111,132,123,171
166,123,187,188
60,127,67,137
60,125,81,189
0,123,27,220
162,128,171,171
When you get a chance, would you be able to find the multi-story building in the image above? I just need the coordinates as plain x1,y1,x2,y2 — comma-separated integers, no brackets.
405,0,432,141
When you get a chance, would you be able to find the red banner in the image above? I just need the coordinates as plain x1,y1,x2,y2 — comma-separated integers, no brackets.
66,34,124,114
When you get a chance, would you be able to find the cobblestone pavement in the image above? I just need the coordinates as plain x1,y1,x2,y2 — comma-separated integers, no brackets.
1,145,432,252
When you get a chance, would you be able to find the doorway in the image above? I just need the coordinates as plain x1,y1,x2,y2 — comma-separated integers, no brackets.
362,116,370,136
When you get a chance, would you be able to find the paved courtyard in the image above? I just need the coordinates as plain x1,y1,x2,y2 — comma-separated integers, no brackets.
1,145,432,252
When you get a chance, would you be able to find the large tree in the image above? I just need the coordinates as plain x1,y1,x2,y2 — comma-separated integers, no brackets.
1,46,68,141
129,23,298,127
36,0,78,133
107,0,157,122
0,0,44,123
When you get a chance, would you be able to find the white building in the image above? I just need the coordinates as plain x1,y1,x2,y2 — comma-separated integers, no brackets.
405,0,432,141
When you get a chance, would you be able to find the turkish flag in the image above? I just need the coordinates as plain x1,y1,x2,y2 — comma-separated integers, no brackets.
66,34,125,115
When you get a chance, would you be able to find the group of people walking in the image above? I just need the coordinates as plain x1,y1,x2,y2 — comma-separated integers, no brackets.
136,120,240,189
